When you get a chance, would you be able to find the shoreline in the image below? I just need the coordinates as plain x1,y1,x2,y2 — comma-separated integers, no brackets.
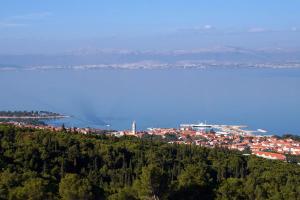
0,115,69,119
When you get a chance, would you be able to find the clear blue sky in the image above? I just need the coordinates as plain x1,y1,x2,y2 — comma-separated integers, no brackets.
1,0,300,53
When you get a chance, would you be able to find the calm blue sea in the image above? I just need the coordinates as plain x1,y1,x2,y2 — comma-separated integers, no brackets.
0,68,300,135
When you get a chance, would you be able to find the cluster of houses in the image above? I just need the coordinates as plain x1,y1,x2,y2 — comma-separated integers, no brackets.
114,124,300,162
2,121,300,162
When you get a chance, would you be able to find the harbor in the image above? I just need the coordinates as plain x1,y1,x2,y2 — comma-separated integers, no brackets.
3,119,299,162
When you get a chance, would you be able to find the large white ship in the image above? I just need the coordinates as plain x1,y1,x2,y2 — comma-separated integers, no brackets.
180,122,213,129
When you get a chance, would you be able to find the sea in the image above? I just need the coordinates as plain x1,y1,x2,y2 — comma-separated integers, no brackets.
0,68,300,135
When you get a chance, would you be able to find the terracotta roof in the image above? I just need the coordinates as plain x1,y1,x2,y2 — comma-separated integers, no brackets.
253,151,286,160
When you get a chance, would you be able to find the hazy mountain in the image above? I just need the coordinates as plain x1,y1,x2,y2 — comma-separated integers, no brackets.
0,47,300,68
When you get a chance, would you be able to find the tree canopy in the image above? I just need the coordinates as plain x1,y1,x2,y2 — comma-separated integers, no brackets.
0,124,299,199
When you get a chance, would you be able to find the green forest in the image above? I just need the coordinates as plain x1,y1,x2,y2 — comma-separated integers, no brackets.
0,124,299,200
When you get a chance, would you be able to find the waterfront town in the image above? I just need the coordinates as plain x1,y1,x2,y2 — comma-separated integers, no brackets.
1,120,300,162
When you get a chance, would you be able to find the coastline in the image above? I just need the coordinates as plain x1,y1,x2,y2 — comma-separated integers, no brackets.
0,115,69,119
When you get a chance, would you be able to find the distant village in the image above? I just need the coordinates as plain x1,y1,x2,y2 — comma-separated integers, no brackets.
2,120,300,163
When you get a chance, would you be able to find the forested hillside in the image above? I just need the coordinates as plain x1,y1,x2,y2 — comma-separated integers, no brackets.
0,124,299,200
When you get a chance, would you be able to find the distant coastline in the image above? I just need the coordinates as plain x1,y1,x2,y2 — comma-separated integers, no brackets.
1,47,300,71
1,62,300,71
0,111,69,125
0,115,69,119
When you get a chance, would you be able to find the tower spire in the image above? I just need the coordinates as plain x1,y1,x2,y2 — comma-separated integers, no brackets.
132,120,136,135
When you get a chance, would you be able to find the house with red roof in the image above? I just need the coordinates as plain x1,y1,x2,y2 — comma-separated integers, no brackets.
252,151,286,161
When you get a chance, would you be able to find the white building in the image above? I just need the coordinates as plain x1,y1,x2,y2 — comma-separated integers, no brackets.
132,120,136,135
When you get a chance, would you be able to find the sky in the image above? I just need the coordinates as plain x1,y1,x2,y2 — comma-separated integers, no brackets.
0,0,300,54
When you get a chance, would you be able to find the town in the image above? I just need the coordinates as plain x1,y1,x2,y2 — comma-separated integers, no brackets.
2,120,300,162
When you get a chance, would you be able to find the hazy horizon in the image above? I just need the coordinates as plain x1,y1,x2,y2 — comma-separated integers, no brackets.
1,1,300,54
1,1,300,135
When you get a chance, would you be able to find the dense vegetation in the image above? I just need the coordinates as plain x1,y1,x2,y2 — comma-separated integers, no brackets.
0,125,299,200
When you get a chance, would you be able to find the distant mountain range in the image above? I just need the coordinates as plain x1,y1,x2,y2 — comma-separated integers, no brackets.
1,47,300,70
